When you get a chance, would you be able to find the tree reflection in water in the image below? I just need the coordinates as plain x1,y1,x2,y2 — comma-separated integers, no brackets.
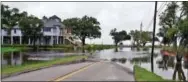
157,55,170,70
118,58,127,64
130,56,150,64
114,48,118,52
111,58,127,64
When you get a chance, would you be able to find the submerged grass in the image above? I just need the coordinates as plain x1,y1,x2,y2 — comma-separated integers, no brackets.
2,55,87,76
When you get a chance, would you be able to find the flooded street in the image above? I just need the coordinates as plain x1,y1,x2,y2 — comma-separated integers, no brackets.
2,48,188,80
95,48,188,80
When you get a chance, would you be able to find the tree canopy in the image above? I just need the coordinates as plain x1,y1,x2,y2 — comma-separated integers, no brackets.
63,15,101,46
158,1,188,49
110,28,131,46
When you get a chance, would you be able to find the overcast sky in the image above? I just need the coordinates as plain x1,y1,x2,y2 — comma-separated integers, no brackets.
2,2,166,45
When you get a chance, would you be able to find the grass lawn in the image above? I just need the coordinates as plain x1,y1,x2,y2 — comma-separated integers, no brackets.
134,65,169,81
1,47,30,53
2,55,87,76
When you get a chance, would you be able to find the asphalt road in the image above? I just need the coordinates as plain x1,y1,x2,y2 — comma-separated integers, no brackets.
2,62,93,81
62,61,135,81
2,61,135,81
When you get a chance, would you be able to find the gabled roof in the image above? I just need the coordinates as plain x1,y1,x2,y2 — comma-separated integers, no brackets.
43,19,65,28
42,15,66,28
49,15,61,21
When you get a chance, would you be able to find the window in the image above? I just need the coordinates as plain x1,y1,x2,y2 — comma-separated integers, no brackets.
43,27,51,32
53,27,56,32
55,19,59,22
14,29,16,33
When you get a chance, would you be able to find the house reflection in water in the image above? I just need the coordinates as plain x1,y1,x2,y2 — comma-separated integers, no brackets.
2,51,23,66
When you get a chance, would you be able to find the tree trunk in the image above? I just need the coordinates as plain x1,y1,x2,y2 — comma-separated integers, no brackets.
173,54,186,81
81,37,85,53
33,35,37,51
115,42,118,52
143,43,146,47
173,37,177,49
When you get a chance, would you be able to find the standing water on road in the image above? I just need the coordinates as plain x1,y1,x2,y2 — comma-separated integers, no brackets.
94,48,188,80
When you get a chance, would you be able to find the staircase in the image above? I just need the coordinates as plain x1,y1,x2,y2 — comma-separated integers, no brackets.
65,34,82,47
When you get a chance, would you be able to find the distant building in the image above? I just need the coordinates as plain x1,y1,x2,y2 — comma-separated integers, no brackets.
1,15,81,46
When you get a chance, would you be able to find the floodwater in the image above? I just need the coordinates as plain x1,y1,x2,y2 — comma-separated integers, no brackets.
94,48,188,81
1,47,188,80
1,49,89,67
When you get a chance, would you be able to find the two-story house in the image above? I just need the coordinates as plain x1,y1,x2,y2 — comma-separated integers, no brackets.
1,25,22,45
1,15,81,46
41,15,81,46
41,15,64,45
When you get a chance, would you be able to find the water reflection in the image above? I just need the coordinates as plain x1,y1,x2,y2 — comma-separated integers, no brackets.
95,48,188,81
111,58,127,64
1,49,89,67
157,55,172,70
2,52,24,66
130,56,150,64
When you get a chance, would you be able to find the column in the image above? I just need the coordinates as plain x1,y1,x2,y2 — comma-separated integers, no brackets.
2,36,3,44
57,36,59,44
51,36,53,45
63,36,65,44
20,36,22,45
11,36,13,45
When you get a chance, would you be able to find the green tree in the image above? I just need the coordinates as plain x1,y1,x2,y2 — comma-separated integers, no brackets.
63,15,101,53
1,4,29,44
129,30,140,47
158,2,179,47
110,28,130,50
158,2,188,81
19,15,44,50
1,4,20,35
140,31,152,46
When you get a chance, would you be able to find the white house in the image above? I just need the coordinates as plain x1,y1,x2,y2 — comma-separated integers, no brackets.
1,15,81,46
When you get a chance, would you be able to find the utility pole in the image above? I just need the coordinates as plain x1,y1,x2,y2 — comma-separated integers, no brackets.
151,1,157,72
140,22,143,47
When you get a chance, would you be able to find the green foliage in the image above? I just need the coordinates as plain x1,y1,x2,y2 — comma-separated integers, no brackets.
1,4,28,35
158,2,188,49
140,31,153,46
63,15,101,46
179,19,188,47
129,30,155,47
129,30,141,47
19,15,44,49
110,28,130,46
158,2,179,46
